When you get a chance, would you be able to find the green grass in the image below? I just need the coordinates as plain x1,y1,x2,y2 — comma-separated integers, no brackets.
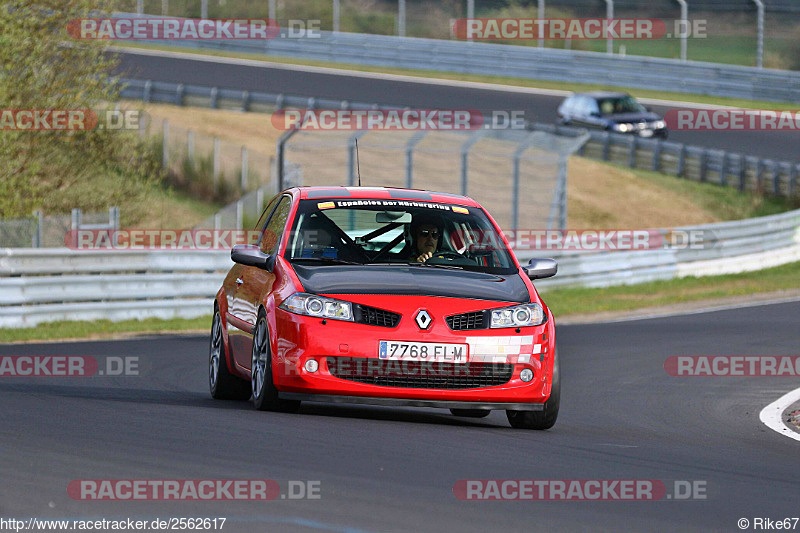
3,261,799,342
614,164,800,221
113,43,797,109
541,260,800,316
0,316,211,344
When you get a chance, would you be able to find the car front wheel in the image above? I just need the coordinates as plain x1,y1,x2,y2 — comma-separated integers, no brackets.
251,311,300,412
506,346,560,430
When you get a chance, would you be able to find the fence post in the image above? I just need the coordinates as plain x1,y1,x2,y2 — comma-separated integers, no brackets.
601,131,611,161
460,130,486,197
756,158,764,191
333,0,340,33
109,206,120,230
677,144,686,177
162,0,168,16
143,80,152,103
214,213,221,231
236,200,243,230
276,126,303,191
720,151,728,186
33,210,43,248
241,146,249,190
256,188,265,217
790,164,797,197
187,130,194,159
738,155,747,191
405,131,429,189
176,84,184,106
398,0,406,37
201,0,208,19
213,138,221,188
627,136,637,168
210,87,219,109
772,162,781,195
511,134,538,231
162,120,169,169
71,208,82,249
137,0,143,14
699,149,708,182
241,91,250,112
652,139,662,171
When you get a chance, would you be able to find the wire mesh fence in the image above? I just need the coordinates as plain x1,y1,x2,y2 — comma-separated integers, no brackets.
0,209,119,248
279,128,586,230
143,115,273,198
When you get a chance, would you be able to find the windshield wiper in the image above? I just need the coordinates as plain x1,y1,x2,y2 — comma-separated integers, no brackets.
290,257,363,265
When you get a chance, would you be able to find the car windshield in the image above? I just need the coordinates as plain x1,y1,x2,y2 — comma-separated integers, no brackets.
598,95,646,115
285,199,518,274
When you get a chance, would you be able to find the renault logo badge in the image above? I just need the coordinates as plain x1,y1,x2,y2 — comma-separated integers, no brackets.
415,310,432,330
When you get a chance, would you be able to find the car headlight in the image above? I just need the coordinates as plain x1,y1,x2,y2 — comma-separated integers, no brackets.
613,123,633,133
490,303,546,328
653,120,666,129
280,293,353,321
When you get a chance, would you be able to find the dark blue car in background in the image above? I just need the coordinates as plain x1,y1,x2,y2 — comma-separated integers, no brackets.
557,91,668,139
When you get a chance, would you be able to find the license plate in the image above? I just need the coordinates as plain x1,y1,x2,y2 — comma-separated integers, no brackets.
379,341,468,363
639,129,654,137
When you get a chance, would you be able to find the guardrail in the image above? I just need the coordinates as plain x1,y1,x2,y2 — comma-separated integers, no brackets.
113,12,800,104
2,208,798,328
533,124,799,197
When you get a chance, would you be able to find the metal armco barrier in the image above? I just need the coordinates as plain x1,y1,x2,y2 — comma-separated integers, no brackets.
112,13,800,104
2,209,799,328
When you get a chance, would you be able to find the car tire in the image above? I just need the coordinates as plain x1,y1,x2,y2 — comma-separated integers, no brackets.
450,409,491,418
506,346,560,430
251,311,300,413
209,309,251,401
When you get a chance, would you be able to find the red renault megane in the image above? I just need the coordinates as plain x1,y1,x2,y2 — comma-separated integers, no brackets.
209,186,560,429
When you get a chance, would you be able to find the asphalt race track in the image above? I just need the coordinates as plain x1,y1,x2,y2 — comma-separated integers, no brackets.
114,50,800,164
1,301,798,532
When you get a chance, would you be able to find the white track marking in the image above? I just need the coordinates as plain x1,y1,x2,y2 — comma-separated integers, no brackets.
760,387,800,442
110,46,743,110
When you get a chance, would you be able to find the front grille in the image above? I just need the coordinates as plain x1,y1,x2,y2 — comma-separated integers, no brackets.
446,311,488,331
354,304,400,328
326,357,513,389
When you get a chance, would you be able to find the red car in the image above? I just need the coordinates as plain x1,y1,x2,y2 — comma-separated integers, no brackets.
208,187,560,429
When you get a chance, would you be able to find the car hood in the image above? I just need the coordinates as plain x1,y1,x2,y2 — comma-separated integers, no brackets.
291,264,530,303
606,111,662,124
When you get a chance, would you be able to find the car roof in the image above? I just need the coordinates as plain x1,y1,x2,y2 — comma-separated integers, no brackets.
293,186,482,208
573,91,631,99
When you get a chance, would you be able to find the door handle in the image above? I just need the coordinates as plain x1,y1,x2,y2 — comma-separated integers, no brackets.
236,277,244,286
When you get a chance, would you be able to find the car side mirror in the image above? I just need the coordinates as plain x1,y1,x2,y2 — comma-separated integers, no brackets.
231,244,274,271
524,258,557,280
